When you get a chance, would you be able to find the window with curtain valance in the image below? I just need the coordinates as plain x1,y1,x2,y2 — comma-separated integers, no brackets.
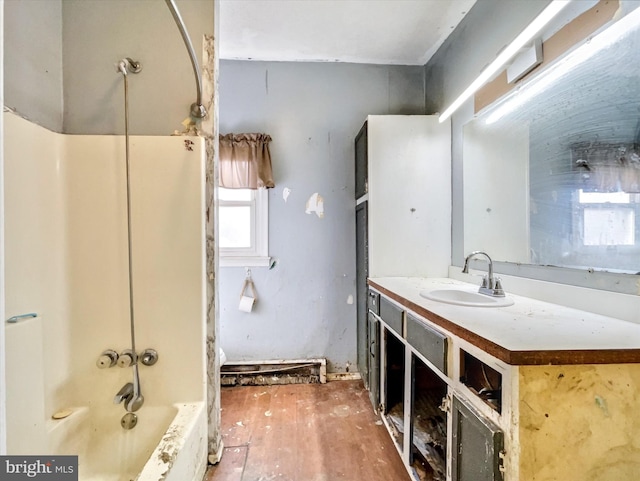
219,133,275,189
218,133,274,267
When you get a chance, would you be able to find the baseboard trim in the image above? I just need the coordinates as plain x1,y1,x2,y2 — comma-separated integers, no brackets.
326,372,362,382
221,358,327,385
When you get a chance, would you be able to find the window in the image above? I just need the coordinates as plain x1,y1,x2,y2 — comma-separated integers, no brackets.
218,187,270,267
578,190,637,246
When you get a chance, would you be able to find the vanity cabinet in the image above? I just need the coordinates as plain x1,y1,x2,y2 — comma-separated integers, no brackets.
367,278,640,481
368,289,504,481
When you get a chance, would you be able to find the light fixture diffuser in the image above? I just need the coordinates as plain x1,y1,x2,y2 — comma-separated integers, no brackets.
438,0,571,123
485,4,640,125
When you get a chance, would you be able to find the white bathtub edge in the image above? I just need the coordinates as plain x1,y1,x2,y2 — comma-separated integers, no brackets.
136,401,207,481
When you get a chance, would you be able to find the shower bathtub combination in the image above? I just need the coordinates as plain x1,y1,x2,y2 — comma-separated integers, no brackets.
4,1,213,479
4,110,208,480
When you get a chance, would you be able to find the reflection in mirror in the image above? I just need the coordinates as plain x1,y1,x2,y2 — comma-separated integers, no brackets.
464,6,640,275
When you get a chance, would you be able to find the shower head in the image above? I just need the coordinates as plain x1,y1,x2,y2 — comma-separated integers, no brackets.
116,58,142,76
116,60,128,76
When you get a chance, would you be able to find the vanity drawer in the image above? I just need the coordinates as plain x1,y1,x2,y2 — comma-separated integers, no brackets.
407,313,448,375
379,296,403,337
367,290,380,315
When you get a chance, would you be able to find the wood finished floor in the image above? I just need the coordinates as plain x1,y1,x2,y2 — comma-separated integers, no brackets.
205,380,411,481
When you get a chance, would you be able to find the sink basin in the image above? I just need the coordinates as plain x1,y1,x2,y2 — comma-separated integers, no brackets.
420,288,514,308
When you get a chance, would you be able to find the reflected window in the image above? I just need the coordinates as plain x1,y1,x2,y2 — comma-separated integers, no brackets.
578,190,636,246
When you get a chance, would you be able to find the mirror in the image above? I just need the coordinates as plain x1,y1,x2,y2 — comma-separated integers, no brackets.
463,7,640,275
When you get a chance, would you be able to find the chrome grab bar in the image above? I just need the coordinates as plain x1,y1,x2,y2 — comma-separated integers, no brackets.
6,313,37,323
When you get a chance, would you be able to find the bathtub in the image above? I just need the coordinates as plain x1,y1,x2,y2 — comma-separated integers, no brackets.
47,402,207,481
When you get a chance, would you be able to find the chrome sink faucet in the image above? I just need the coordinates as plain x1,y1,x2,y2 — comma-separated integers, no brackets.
462,251,505,297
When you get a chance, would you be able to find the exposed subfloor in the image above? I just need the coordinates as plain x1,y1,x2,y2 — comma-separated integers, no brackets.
205,380,411,481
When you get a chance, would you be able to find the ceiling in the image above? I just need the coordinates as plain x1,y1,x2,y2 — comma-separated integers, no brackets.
219,0,477,66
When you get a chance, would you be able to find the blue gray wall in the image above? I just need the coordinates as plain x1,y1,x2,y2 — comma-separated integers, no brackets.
218,60,425,372
4,0,63,132
3,0,213,135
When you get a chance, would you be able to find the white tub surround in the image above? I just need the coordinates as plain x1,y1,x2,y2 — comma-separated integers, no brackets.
4,112,208,479
5,316,46,455
368,276,640,480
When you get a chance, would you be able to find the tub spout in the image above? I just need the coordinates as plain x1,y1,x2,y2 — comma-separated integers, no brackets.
114,382,134,405
115,365,144,412
126,364,144,412
125,393,144,413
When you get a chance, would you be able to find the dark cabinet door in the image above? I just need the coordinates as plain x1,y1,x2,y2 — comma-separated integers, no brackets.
367,312,380,411
355,121,368,199
356,201,369,384
452,396,504,481
406,313,448,375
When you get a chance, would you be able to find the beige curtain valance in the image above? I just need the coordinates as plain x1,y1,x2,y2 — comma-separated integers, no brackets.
219,133,275,189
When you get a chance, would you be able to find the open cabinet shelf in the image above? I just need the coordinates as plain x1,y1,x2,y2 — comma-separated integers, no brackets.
410,355,447,481
384,327,406,450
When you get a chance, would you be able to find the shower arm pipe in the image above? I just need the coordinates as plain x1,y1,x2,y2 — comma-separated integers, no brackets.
121,63,138,360
164,0,207,119
117,58,144,411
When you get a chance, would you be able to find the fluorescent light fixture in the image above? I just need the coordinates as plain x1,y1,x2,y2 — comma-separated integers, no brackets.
438,0,571,123
485,5,640,125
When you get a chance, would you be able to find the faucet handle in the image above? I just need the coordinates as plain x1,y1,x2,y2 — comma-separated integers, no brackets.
493,278,505,296
481,275,489,289
140,349,159,366
117,349,135,368
96,349,118,369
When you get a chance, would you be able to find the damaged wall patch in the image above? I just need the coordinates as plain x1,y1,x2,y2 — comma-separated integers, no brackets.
305,193,324,218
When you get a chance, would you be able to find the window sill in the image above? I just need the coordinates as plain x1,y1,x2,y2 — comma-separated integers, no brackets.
220,256,272,268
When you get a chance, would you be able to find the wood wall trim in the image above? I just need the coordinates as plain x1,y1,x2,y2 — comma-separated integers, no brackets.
474,0,619,114
368,279,640,366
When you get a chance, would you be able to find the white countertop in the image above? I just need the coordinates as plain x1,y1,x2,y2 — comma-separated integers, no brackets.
369,277,640,364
